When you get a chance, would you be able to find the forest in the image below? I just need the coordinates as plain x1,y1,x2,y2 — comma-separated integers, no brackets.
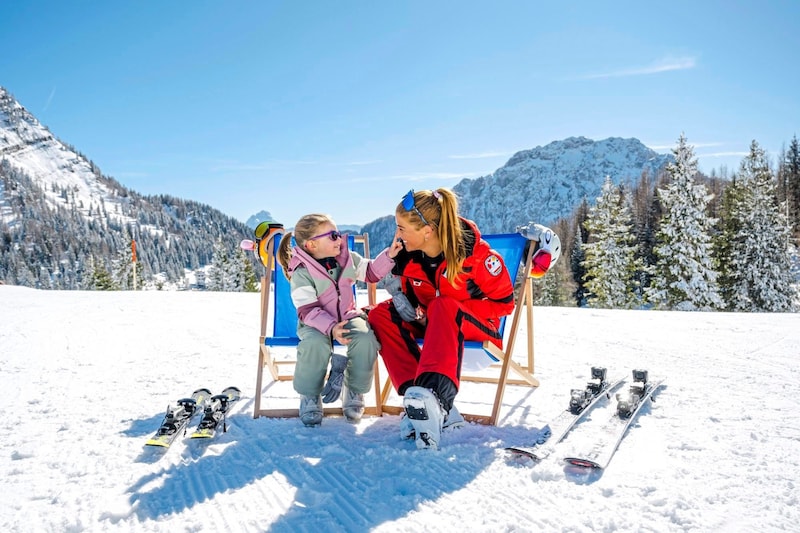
2,134,798,313
536,135,799,312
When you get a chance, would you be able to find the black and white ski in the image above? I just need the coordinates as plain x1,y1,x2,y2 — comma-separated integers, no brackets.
146,388,212,448
564,369,665,470
190,386,242,439
505,367,624,461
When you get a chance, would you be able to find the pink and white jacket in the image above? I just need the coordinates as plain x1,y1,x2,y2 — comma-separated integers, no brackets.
287,238,394,336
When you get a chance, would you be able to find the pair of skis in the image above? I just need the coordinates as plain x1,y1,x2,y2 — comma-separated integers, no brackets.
145,386,241,448
505,368,664,470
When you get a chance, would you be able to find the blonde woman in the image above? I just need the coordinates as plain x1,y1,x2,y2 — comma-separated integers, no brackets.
369,189,515,450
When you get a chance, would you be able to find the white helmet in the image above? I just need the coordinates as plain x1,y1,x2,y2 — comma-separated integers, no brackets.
517,223,561,278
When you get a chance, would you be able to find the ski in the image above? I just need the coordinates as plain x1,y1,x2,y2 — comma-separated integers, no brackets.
145,388,212,448
190,386,242,439
564,369,665,470
505,367,624,461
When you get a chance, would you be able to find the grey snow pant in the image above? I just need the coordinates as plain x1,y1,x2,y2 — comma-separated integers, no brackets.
293,315,379,397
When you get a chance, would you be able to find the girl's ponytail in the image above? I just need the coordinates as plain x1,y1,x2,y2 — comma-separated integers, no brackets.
276,231,294,280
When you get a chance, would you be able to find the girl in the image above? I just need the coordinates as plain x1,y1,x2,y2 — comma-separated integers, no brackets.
277,214,402,426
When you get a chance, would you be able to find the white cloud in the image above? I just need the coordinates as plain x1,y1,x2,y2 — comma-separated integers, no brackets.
345,160,382,166
701,151,750,158
308,171,476,186
210,159,317,172
42,86,56,112
578,56,697,80
448,151,512,160
648,141,723,151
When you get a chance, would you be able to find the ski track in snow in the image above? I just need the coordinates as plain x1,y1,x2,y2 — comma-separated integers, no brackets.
1,285,799,532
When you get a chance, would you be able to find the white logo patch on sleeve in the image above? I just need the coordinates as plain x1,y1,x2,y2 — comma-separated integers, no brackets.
484,254,503,276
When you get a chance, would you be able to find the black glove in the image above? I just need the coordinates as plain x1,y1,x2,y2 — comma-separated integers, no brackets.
321,353,348,403
385,276,418,322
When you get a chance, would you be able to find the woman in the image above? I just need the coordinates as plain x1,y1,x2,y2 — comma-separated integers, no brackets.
368,188,516,450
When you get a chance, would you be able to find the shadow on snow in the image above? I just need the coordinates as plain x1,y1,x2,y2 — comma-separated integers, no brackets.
121,405,513,531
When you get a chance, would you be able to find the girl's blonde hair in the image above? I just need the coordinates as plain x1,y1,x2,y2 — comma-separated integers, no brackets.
276,213,334,279
396,188,465,285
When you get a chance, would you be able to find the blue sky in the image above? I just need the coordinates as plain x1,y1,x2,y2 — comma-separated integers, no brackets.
2,1,798,227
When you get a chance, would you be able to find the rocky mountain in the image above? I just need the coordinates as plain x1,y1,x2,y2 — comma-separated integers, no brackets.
245,209,361,235
0,86,252,289
362,136,673,250
245,210,275,230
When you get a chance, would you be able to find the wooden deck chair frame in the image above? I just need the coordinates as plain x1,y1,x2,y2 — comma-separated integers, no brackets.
253,228,383,419
377,232,539,426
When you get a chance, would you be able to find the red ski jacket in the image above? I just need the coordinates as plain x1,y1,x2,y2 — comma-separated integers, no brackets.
392,218,515,331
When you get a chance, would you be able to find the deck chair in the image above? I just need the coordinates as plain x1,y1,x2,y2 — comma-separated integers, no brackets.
378,232,539,426
253,228,382,418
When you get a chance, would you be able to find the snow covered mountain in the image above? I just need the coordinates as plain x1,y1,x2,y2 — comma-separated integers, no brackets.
1,87,130,228
0,86,252,289
363,136,673,249
456,136,672,233
245,210,275,230
245,209,361,234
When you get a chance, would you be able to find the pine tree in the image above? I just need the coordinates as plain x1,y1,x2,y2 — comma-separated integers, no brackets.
581,176,643,309
783,135,800,236
110,241,136,290
88,256,118,291
227,248,247,291
570,223,587,306
239,248,259,292
570,199,590,306
630,169,661,294
714,177,744,308
725,141,796,311
207,239,229,291
533,260,574,307
646,134,723,311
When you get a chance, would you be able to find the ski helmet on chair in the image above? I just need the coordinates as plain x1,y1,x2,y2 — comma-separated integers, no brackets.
520,223,561,279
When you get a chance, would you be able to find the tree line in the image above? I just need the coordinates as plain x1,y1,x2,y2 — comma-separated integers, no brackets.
3,131,798,309
534,135,799,312
0,159,259,291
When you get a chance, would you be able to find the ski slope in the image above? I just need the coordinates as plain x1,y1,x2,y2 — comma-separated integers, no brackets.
1,285,798,532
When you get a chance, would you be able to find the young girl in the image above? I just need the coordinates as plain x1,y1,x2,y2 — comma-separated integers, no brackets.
277,214,402,426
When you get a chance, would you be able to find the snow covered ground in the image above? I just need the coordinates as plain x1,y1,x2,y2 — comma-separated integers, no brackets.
1,285,798,532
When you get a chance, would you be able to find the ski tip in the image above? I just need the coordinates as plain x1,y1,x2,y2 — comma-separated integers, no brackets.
193,387,213,396
563,457,601,469
221,386,242,400
504,446,529,453
504,448,539,464
505,446,542,458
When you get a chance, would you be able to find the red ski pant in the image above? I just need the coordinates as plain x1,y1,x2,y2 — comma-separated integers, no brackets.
368,295,503,395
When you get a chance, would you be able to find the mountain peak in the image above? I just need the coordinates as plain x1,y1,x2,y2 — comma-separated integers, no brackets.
245,210,275,229
455,136,672,234
507,136,660,167
362,136,674,249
